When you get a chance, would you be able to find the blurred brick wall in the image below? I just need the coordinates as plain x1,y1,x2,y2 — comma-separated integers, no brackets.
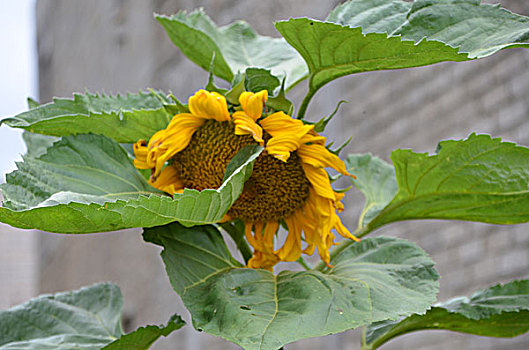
0,224,37,310
35,0,529,349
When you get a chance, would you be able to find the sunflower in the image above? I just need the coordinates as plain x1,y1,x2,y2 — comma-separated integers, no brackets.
134,89,358,270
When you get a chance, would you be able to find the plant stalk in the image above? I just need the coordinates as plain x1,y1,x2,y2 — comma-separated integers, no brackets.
296,84,317,120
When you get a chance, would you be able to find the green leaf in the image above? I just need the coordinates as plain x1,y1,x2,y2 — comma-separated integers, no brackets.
277,0,529,117
365,280,529,349
156,9,307,90
275,17,467,94
22,132,59,158
1,134,155,211
244,68,280,94
144,223,439,350
362,134,529,235
394,0,529,59
326,0,412,34
0,135,263,233
26,97,40,110
103,315,185,350
0,284,185,350
0,283,123,349
345,154,397,230
1,91,181,143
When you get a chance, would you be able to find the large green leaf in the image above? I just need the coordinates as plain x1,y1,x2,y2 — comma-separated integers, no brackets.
346,154,397,231
276,0,529,115
365,280,529,349
0,134,262,233
0,283,123,349
326,0,411,34
103,315,185,350
156,9,307,90
0,284,184,350
395,0,529,59
275,18,466,95
362,134,529,234
144,223,439,350
1,91,180,143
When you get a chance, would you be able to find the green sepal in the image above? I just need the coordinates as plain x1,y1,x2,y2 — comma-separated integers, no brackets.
308,100,348,133
265,76,294,115
225,72,246,105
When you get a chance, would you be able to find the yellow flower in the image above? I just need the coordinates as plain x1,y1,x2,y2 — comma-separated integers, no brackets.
134,89,359,270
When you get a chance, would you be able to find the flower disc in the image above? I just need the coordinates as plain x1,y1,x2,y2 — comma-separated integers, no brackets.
172,120,310,222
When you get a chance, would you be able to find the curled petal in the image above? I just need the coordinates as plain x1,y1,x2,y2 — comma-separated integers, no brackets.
260,112,313,162
246,221,280,271
133,140,150,169
297,143,352,177
146,114,205,178
248,251,280,271
188,90,230,122
239,90,268,121
265,135,302,162
277,211,303,261
233,111,264,144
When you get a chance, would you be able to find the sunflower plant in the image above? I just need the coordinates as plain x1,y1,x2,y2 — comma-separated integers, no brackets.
1,0,529,349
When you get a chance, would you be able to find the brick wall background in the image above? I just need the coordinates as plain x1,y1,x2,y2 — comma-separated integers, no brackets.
2,0,527,349
0,224,37,310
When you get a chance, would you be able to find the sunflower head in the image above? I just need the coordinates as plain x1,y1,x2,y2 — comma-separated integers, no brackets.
134,89,358,270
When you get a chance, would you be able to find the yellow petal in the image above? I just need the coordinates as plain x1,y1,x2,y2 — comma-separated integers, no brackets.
146,114,205,178
260,112,312,137
239,90,268,121
297,143,352,176
149,165,184,194
260,112,313,162
333,214,360,241
263,221,278,253
248,250,279,271
301,163,336,200
233,111,264,144
246,221,280,271
244,222,259,249
133,140,150,169
188,90,230,122
277,211,303,261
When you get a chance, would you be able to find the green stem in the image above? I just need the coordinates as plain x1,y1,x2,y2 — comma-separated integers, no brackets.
296,85,317,120
296,256,311,270
361,327,373,350
220,222,252,265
